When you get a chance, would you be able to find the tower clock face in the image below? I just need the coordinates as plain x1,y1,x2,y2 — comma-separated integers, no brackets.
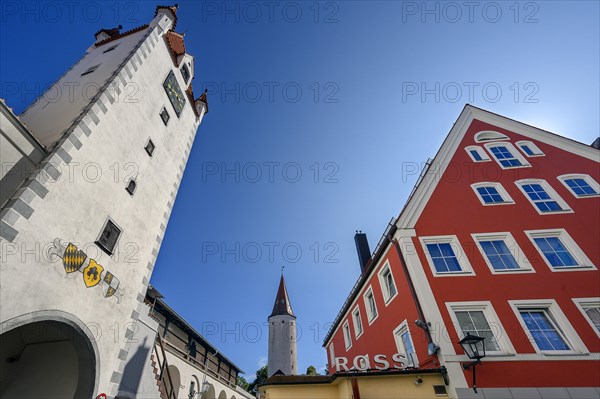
163,71,186,117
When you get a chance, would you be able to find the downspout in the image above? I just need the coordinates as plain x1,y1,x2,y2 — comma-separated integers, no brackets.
388,234,434,346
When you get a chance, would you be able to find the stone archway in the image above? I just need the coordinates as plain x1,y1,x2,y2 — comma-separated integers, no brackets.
0,313,98,398
204,383,216,399
165,365,181,398
218,390,227,399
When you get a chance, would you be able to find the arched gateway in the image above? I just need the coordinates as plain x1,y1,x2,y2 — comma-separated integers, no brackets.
0,311,99,398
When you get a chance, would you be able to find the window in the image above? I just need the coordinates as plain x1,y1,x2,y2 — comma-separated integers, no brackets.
81,64,100,76
471,182,514,206
181,63,191,83
474,130,509,143
352,307,363,338
525,229,595,271
464,146,490,162
558,174,599,198
573,299,600,338
420,236,474,276
95,218,122,255
363,287,378,324
516,141,544,157
472,232,532,274
145,139,155,157
343,321,352,349
393,321,418,367
516,179,571,214
485,143,529,169
378,262,397,304
447,302,515,355
125,179,136,195
159,107,170,126
510,300,587,354
103,44,119,54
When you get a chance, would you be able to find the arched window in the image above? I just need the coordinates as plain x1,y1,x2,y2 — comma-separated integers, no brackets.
464,145,490,162
471,182,514,205
516,140,544,157
558,174,599,198
474,130,509,143
516,179,571,214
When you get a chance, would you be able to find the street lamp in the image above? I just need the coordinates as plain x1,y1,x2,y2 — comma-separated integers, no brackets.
458,334,486,393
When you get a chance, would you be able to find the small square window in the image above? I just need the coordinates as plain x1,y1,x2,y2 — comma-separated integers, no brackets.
420,235,474,276
145,139,155,157
81,64,100,76
126,179,136,195
464,146,490,162
95,219,121,255
181,64,191,83
160,107,170,126
516,141,544,157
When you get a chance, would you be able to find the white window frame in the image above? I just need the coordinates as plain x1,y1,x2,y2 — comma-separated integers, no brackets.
572,298,600,339
393,320,419,367
474,130,510,143
378,261,398,305
363,286,379,325
516,140,544,157
471,232,533,274
557,174,600,198
419,235,475,277
465,145,491,162
342,320,352,350
509,299,588,355
470,182,515,206
352,306,364,338
525,229,596,272
515,179,572,214
484,142,530,169
446,301,515,356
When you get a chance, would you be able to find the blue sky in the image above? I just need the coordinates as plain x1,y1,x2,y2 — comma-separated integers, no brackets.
1,0,599,380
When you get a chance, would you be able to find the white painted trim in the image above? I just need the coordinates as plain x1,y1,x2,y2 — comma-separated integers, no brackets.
377,260,398,306
342,320,352,350
351,305,364,339
515,178,573,215
484,141,531,169
392,320,419,367
470,232,534,274
474,130,509,143
464,145,490,162
328,343,335,366
572,298,600,339
524,228,596,271
557,174,600,198
508,299,589,355
470,182,515,206
445,301,516,356
363,286,379,325
419,235,475,277
516,140,545,157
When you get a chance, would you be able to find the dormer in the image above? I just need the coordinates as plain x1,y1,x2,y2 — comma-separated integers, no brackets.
151,4,178,32
94,25,122,44
195,90,209,116
179,54,194,84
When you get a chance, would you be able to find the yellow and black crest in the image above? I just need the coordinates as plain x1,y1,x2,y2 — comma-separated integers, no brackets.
83,259,104,288
102,272,120,298
63,243,87,273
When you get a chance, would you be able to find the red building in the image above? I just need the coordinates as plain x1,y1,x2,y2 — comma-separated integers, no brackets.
323,105,600,398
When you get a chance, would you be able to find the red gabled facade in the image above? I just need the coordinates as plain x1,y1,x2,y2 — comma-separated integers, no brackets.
324,105,600,398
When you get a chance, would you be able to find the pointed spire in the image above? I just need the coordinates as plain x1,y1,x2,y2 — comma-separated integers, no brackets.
270,273,295,318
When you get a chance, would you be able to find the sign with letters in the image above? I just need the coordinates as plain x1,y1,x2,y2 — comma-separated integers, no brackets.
333,353,409,372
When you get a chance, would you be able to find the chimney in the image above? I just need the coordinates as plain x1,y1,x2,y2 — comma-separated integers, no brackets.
354,231,371,274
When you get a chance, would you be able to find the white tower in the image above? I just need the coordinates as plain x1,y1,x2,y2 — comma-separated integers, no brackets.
0,5,207,397
268,274,298,377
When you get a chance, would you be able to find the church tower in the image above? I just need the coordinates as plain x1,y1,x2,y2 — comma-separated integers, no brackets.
268,274,298,377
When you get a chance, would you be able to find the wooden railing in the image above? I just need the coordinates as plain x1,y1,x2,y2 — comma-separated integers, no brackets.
153,335,177,399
